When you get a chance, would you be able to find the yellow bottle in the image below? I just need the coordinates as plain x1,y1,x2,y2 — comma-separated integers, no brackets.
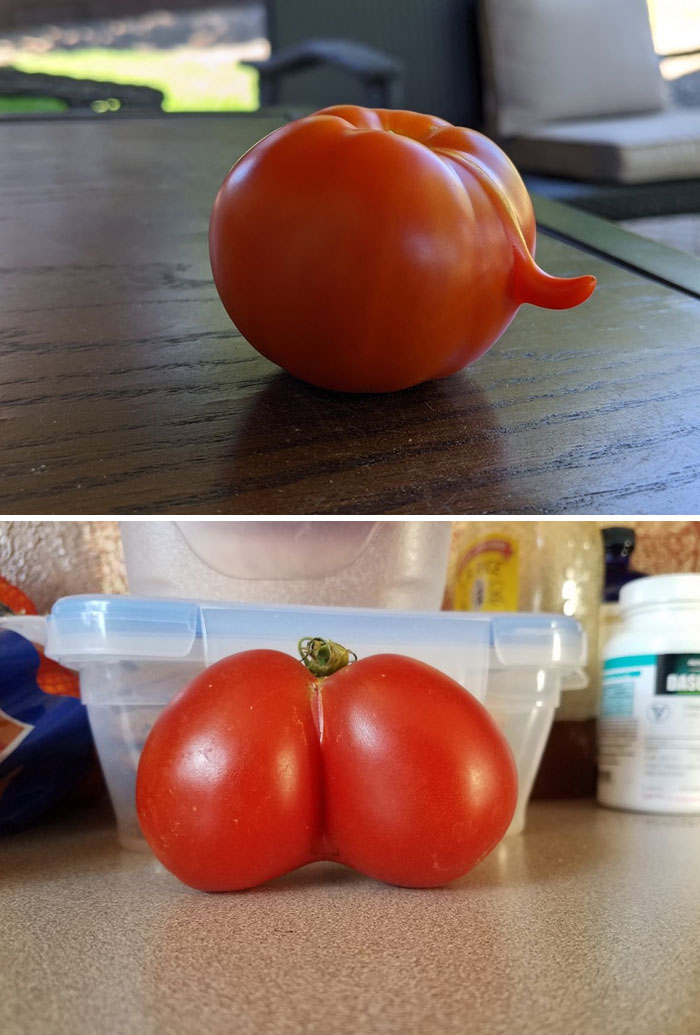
446,523,523,612
445,520,603,795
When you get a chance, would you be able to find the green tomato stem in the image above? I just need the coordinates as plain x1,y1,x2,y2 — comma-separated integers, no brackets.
298,637,357,677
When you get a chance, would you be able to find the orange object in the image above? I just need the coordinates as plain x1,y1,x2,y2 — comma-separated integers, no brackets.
0,576,37,616
35,651,80,698
0,575,80,697
210,105,596,393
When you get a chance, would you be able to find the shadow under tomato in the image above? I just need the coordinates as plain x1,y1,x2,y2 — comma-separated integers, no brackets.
250,860,362,892
222,368,507,514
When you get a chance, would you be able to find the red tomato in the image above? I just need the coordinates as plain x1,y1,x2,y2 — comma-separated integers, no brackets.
136,643,517,891
209,104,595,393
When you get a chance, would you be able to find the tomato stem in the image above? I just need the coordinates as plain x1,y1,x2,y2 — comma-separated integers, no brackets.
298,637,357,677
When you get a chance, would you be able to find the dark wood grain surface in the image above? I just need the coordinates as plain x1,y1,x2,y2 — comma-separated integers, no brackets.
3,114,700,516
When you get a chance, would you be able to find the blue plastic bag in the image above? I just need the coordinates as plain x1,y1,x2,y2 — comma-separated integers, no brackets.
0,628,95,834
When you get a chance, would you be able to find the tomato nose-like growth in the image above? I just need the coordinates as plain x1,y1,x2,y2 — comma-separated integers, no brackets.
323,104,595,312
209,104,596,392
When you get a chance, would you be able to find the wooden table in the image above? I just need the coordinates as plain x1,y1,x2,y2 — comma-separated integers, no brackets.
3,113,700,515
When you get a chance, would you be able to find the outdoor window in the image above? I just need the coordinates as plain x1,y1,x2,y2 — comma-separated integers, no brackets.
0,2,269,113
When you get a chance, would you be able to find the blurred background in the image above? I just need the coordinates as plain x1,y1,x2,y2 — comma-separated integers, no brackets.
1,1,697,117
0,2,268,113
1,518,699,613
3,2,700,256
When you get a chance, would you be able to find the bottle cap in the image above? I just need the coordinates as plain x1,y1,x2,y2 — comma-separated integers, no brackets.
602,526,635,554
620,573,700,613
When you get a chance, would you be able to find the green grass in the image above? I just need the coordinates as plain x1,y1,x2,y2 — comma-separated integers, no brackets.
5,47,260,112
0,94,67,112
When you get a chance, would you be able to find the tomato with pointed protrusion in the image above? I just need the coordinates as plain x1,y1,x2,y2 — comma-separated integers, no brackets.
209,105,595,393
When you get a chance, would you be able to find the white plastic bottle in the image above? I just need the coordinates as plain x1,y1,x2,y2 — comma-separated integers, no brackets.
598,573,700,814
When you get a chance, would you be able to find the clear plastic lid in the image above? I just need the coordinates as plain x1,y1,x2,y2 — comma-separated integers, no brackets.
46,595,585,671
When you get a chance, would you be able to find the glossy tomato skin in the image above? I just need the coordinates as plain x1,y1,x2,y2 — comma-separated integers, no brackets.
136,648,517,891
209,105,595,393
320,654,517,888
135,650,323,892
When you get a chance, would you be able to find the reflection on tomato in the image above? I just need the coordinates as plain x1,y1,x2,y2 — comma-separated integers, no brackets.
210,105,595,393
136,640,517,891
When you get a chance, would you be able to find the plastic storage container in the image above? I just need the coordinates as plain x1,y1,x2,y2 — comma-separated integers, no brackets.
119,520,452,610
45,595,587,848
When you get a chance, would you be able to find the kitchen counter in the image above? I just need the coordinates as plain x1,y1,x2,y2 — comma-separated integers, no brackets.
3,800,699,1035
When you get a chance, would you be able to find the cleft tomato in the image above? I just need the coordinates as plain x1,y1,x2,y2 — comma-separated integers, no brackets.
209,104,595,393
135,638,517,891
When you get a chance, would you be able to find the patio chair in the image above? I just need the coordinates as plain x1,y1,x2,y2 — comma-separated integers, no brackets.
254,0,484,129
477,0,700,216
242,39,404,111
253,0,700,219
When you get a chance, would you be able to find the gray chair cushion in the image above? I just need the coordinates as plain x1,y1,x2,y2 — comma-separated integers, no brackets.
479,0,669,137
506,108,700,183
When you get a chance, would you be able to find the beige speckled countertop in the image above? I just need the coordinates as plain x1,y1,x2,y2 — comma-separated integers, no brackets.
3,800,700,1035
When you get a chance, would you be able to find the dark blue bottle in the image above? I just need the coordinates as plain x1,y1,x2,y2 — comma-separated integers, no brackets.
602,527,647,603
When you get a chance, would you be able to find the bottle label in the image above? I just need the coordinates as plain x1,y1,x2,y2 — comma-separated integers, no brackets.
451,535,519,611
598,653,700,812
